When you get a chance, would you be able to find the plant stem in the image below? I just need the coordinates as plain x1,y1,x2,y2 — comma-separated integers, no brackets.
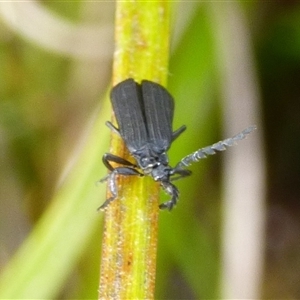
99,2,170,299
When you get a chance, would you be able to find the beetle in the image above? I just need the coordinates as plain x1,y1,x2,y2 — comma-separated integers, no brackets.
100,78,256,210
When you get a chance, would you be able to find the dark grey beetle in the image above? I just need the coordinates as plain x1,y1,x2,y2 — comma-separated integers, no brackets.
100,78,256,210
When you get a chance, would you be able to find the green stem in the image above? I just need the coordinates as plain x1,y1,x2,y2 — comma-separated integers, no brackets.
99,2,171,299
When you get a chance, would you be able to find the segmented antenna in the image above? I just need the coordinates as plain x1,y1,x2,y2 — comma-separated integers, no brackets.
175,125,257,170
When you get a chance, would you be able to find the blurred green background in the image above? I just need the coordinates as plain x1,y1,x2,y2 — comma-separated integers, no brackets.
1,1,300,299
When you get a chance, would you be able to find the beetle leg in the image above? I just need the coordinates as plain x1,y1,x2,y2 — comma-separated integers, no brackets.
169,168,192,181
99,166,143,210
172,125,186,142
159,181,179,211
105,121,120,136
102,153,138,171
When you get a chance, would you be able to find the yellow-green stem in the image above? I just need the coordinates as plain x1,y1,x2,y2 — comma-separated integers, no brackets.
99,1,170,299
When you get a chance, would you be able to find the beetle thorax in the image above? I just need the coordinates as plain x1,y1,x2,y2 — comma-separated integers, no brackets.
133,150,171,181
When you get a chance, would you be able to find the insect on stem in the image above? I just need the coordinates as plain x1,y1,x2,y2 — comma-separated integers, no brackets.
100,79,256,211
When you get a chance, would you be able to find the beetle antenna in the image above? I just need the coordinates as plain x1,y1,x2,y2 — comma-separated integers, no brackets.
175,125,257,170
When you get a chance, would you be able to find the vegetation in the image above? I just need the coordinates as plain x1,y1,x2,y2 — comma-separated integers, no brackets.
0,1,300,299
